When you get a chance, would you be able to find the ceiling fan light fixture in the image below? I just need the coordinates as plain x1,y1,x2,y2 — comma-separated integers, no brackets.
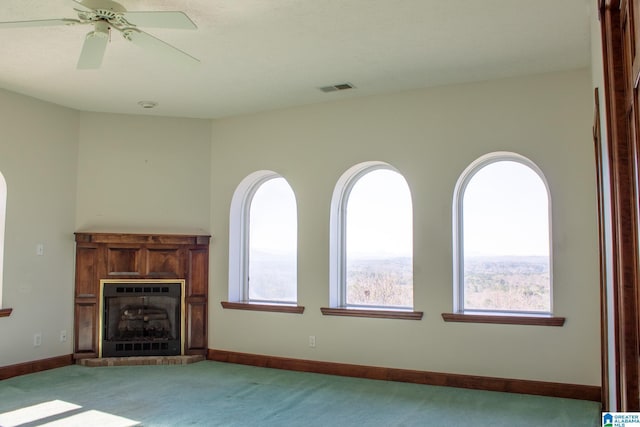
138,100,158,109
89,20,110,39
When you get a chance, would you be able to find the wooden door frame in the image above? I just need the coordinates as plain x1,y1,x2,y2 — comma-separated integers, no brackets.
599,0,640,411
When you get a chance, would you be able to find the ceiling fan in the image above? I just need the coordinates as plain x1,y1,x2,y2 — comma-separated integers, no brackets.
0,0,199,69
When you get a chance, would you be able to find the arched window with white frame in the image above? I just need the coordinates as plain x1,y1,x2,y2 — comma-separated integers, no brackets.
453,152,552,315
228,171,297,304
329,161,413,310
0,172,6,309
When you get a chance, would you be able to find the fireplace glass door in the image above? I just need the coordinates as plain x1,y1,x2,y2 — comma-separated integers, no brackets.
102,282,182,357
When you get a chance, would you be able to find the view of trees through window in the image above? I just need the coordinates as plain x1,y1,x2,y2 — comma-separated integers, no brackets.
248,177,297,303
240,157,549,313
345,168,413,308
461,160,551,313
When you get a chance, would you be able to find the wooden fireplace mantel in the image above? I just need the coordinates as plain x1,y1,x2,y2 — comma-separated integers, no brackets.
73,232,210,360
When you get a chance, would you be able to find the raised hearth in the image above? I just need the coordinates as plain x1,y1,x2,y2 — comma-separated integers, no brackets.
78,355,204,367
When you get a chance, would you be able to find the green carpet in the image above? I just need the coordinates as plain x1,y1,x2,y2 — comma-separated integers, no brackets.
0,361,600,426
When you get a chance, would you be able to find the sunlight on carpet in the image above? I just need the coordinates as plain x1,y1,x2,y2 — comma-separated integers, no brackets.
36,409,140,427
0,400,80,427
0,400,139,427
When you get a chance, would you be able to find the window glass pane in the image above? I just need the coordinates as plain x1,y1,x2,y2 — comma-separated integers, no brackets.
248,177,297,302
346,169,413,308
462,161,550,312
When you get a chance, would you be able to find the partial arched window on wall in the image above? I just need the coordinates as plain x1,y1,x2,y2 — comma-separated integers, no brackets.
453,152,552,314
329,162,414,310
0,172,6,309
228,171,297,304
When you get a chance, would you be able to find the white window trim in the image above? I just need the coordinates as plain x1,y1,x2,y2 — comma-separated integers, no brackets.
329,161,412,309
452,151,554,315
228,170,293,303
0,172,5,309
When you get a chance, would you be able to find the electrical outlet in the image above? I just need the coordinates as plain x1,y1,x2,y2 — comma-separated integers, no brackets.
308,335,316,348
33,333,42,347
60,330,67,342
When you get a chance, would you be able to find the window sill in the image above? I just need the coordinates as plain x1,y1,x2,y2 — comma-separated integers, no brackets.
221,301,305,314
0,308,13,318
320,307,423,320
441,312,565,326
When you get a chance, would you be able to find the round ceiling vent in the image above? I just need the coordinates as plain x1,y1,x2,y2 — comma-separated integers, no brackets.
137,101,158,109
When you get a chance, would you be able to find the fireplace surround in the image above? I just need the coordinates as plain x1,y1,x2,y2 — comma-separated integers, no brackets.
73,232,210,360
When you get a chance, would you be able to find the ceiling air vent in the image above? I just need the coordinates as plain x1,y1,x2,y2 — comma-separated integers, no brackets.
319,82,355,93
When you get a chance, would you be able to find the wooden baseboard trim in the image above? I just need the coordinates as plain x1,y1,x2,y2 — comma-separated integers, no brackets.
0,354,73,381
208,349,601,402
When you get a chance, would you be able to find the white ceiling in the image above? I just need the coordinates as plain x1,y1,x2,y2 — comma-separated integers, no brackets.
0,0,592,119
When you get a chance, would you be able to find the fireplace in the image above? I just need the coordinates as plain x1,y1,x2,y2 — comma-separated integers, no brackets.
73,232,209,361
100,280,185,357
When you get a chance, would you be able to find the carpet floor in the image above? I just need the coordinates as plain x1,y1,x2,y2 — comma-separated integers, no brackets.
0,361,601,426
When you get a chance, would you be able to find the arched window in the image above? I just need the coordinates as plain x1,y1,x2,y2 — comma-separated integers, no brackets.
453,152,552,314
0,172,5,308
229,171,297,304
330,162,413,309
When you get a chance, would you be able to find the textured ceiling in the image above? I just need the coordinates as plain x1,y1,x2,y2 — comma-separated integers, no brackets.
0,0,592,119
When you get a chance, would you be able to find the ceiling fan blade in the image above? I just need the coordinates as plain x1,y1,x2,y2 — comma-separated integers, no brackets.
0,18,80,28
77,27,109,69
122,28,199,65
68,0,93,12
123,11,196,29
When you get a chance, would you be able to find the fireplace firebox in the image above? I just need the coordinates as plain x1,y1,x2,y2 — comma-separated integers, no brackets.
100,280,185,357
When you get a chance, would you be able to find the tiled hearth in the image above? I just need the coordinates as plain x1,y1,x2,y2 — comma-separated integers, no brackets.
78,355,204,367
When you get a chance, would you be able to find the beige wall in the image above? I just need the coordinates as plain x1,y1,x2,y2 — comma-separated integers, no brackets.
0,89,78,366
209,68,600,385
75,112,212,234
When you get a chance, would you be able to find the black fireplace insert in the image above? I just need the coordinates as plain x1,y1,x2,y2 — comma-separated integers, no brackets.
102,282,182,357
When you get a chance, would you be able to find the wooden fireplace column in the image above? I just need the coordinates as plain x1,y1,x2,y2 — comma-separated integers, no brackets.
73,232,210,360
